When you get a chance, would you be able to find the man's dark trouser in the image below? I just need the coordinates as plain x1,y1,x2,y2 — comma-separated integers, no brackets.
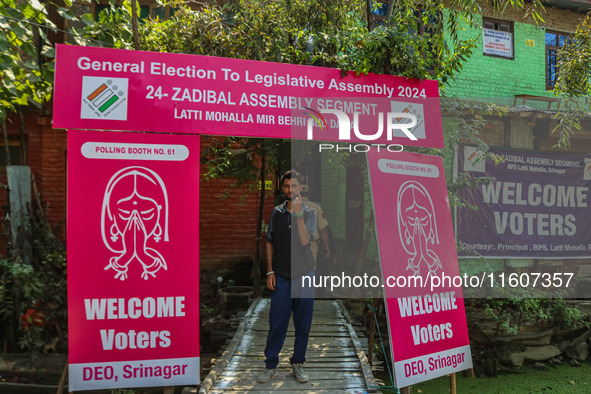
264,273,314,369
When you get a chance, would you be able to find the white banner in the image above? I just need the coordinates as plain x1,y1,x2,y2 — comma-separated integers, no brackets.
69,357,199,391
483,28,513,58
393,345,473,387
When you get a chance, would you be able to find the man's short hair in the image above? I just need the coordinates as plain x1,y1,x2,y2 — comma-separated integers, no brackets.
281,169,302,185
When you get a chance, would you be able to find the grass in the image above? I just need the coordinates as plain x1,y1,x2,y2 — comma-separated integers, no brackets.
409,363,591,393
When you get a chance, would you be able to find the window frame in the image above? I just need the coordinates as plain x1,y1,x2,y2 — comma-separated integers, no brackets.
0,138,25,166
413,5,442,37
545,30,570,91
369,1,388,29
85,1,173,22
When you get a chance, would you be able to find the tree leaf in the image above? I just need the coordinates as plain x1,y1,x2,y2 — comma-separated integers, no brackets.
81,13,96,26
57,7,76,21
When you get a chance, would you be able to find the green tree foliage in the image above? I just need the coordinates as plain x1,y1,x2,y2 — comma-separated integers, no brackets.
551,15,591,148
0,0,547,121
0,0,67,352
131,0,543,83
60,0,135,49
0,0,57,122
136,0,473,82
0,207,66,353
471,295,588,335
554,15,591,98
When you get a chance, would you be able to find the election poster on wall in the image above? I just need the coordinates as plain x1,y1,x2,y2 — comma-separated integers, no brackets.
53,44,444,148
367,150,472,387
483,28,514,58
67,130,200,391
456,146,591,259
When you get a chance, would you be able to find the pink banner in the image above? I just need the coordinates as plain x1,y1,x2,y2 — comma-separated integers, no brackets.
54,45,443,148
367,150,472,387
67,130,200,390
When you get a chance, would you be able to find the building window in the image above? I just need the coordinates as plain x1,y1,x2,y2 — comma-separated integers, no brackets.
140,4,168,21
413,7,441,36
482,18,514,59
93,2,172,22
0,140,24,166
546,30,570,90
412,6,442,71
369,1,388,29
370,3,441,35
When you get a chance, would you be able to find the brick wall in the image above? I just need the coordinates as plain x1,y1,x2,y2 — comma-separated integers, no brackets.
199,138,276,271
477,3,584,32
0,113,67,254
443,6,583,98
39,123,67,239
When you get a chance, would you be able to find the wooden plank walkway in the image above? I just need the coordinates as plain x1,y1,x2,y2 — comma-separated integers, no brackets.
199,298,379,393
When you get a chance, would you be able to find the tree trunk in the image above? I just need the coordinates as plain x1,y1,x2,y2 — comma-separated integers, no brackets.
366,0,372,31
3,121,11,166
131,0,141,50
253,156,266,296
18,107,26,164
57,362,68,394
386,0,395,19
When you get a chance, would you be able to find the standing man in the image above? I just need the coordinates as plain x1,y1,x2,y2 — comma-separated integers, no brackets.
257,170,317,384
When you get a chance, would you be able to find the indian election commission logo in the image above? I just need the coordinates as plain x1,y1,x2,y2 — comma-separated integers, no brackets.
390,101,425,139
585,158,591,180
81,76,128,120
463,146,486,172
